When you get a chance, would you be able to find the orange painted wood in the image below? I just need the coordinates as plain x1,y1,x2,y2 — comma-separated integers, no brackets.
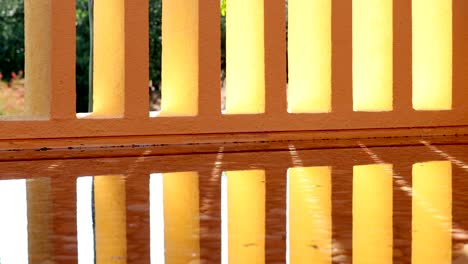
393,0,412,113
124,0,150,119
50,0,76,120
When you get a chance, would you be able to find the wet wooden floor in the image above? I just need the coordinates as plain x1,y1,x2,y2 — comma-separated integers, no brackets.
0,136,467,263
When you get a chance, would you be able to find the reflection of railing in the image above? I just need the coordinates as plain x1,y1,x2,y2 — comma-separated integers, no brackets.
1,1,467,141
0,144,466,263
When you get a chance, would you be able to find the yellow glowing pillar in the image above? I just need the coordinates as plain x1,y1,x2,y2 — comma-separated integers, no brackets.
353,0,393,111
288,167,331,264
24,0,51,117
226,170,265,263
163,172,200,263
225,0,265,114
288,0,331,113
353,164,393,264
160,0,199,116
27,178,53,263
94,176,127,264
93,0,125,116
412,0,452,110
412,161,452,264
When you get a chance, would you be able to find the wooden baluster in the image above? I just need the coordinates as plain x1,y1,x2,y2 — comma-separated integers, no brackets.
124,0,150,119
265,0,287,116
393,0,413,114
331,0,352,115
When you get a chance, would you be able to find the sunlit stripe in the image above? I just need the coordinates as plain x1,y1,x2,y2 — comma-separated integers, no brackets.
353,0,393,111
163,172,200,263
94,175,127,264
149,173,165,264
288,0,331,113
225,170,265,263
412,0,452,110
421,140,468,172
353,164,393,264
0,179,28,264
288,167,332,264
77,177,95,264
412,161,452,264
359,143,463,234
288,144,304,167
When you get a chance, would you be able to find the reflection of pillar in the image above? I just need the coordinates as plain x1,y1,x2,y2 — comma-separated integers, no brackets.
94,175,127,264
266,169,286,263
353,164,393,264
27,178,53,263
392,164,413,263
126,173,150,262
226,170,265,263
199,169,222,263
412,161,452,264
163,172,200,263
332,165,353,263
289,167,331,264
51,176,78,262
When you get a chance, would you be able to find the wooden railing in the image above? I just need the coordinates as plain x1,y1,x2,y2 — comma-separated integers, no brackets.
1,0,467,141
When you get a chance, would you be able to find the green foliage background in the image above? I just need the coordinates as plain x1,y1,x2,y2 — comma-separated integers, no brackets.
0,0,24,82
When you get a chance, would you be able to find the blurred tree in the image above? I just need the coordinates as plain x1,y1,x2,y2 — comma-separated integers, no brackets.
0,0,24,82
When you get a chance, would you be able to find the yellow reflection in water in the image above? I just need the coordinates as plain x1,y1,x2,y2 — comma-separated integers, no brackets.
353,164,393,264
412,161,452,264
94,175,127,264
163,172,200,264
288,167,332,264
226,170,265,263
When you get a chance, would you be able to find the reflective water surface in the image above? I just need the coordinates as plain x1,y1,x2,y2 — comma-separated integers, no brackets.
1,139,468,263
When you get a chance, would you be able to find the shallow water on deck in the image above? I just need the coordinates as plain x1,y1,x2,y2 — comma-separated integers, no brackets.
0,140,468,263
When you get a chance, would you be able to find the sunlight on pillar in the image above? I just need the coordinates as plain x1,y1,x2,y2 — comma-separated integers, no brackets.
24,0,51,117
353,0,393,112
225,0,265,114
93,0,125,116
160,0,199,116
94,175,127,264
27,178,53,264
288,0,331,113
0,180,28,264
163,172,200,263
224,170,265,263
412,161,452,264
287,167,332,264
353,164,393,264
412,0,452,110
